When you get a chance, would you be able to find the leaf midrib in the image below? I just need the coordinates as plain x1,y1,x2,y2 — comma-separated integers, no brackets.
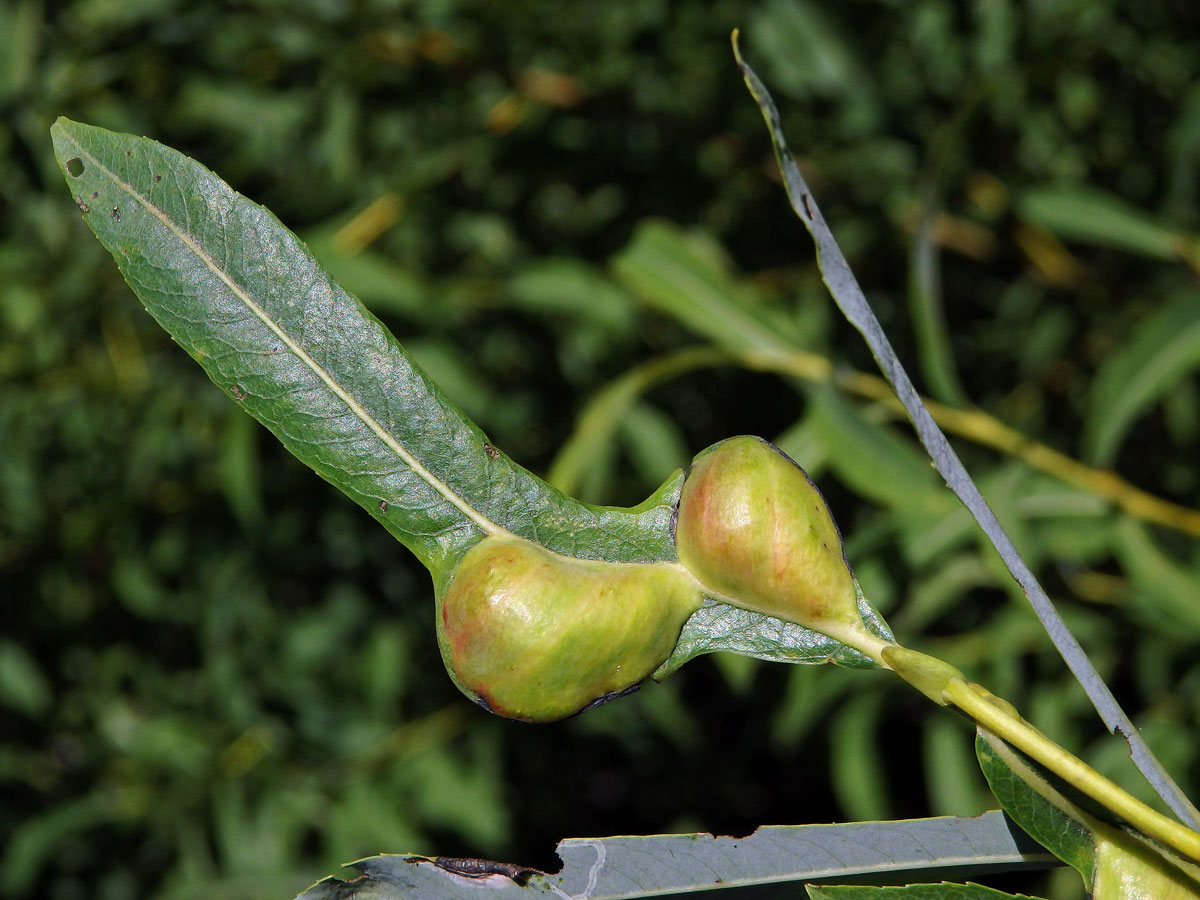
59,124,502,538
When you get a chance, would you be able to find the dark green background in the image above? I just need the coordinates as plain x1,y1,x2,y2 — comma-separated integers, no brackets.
3,2,1200,899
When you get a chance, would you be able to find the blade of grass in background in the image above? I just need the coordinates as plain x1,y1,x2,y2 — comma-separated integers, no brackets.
48,117,692,579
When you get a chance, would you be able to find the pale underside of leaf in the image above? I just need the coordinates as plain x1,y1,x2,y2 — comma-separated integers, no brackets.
657,582,894,676
296,811,1055,900
53,117,898,671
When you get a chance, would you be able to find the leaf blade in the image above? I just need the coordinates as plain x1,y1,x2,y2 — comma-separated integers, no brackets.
807,884,1045,900
297,812,1055,900
975,731,1095,881
730,33,1200,828
1017,185,1190,263
54,119,900,682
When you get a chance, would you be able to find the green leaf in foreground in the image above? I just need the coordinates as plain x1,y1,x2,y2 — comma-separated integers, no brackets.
296,812,1054,900
49,116,671,579
50,117,893,684
1082,288,1200,466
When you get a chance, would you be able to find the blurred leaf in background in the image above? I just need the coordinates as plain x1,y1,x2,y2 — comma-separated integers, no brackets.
3,2,1200,899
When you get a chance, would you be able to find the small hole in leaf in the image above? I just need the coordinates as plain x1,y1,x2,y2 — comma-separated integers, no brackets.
66,158,84,177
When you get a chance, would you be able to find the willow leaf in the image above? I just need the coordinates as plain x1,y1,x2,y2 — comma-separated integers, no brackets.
297,812,1054,900
731,32,1200,828
50,117,894,685
657,582,893,678
1082,288,1200,467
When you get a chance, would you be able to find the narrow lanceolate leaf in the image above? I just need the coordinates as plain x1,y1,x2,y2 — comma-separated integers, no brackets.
296,812,1055,900
52,117,895,674
50,117,678,579
975,732,1095,881
976,730,1200,898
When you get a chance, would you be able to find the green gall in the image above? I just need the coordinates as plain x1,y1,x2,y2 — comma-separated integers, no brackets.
674,436,868,640
1092,830,1200,899
438,536,702,722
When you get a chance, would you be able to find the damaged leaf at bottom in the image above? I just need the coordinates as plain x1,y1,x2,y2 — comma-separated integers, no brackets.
295,811,1054,900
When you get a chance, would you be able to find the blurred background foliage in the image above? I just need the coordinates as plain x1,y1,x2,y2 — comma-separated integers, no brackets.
3,1,1200,899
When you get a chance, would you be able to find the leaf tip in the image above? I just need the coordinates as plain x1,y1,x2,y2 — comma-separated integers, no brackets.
730,28,745,66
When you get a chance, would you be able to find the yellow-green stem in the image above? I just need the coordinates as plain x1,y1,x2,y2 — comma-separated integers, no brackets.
751,604,1200,860
942,677,1200,864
